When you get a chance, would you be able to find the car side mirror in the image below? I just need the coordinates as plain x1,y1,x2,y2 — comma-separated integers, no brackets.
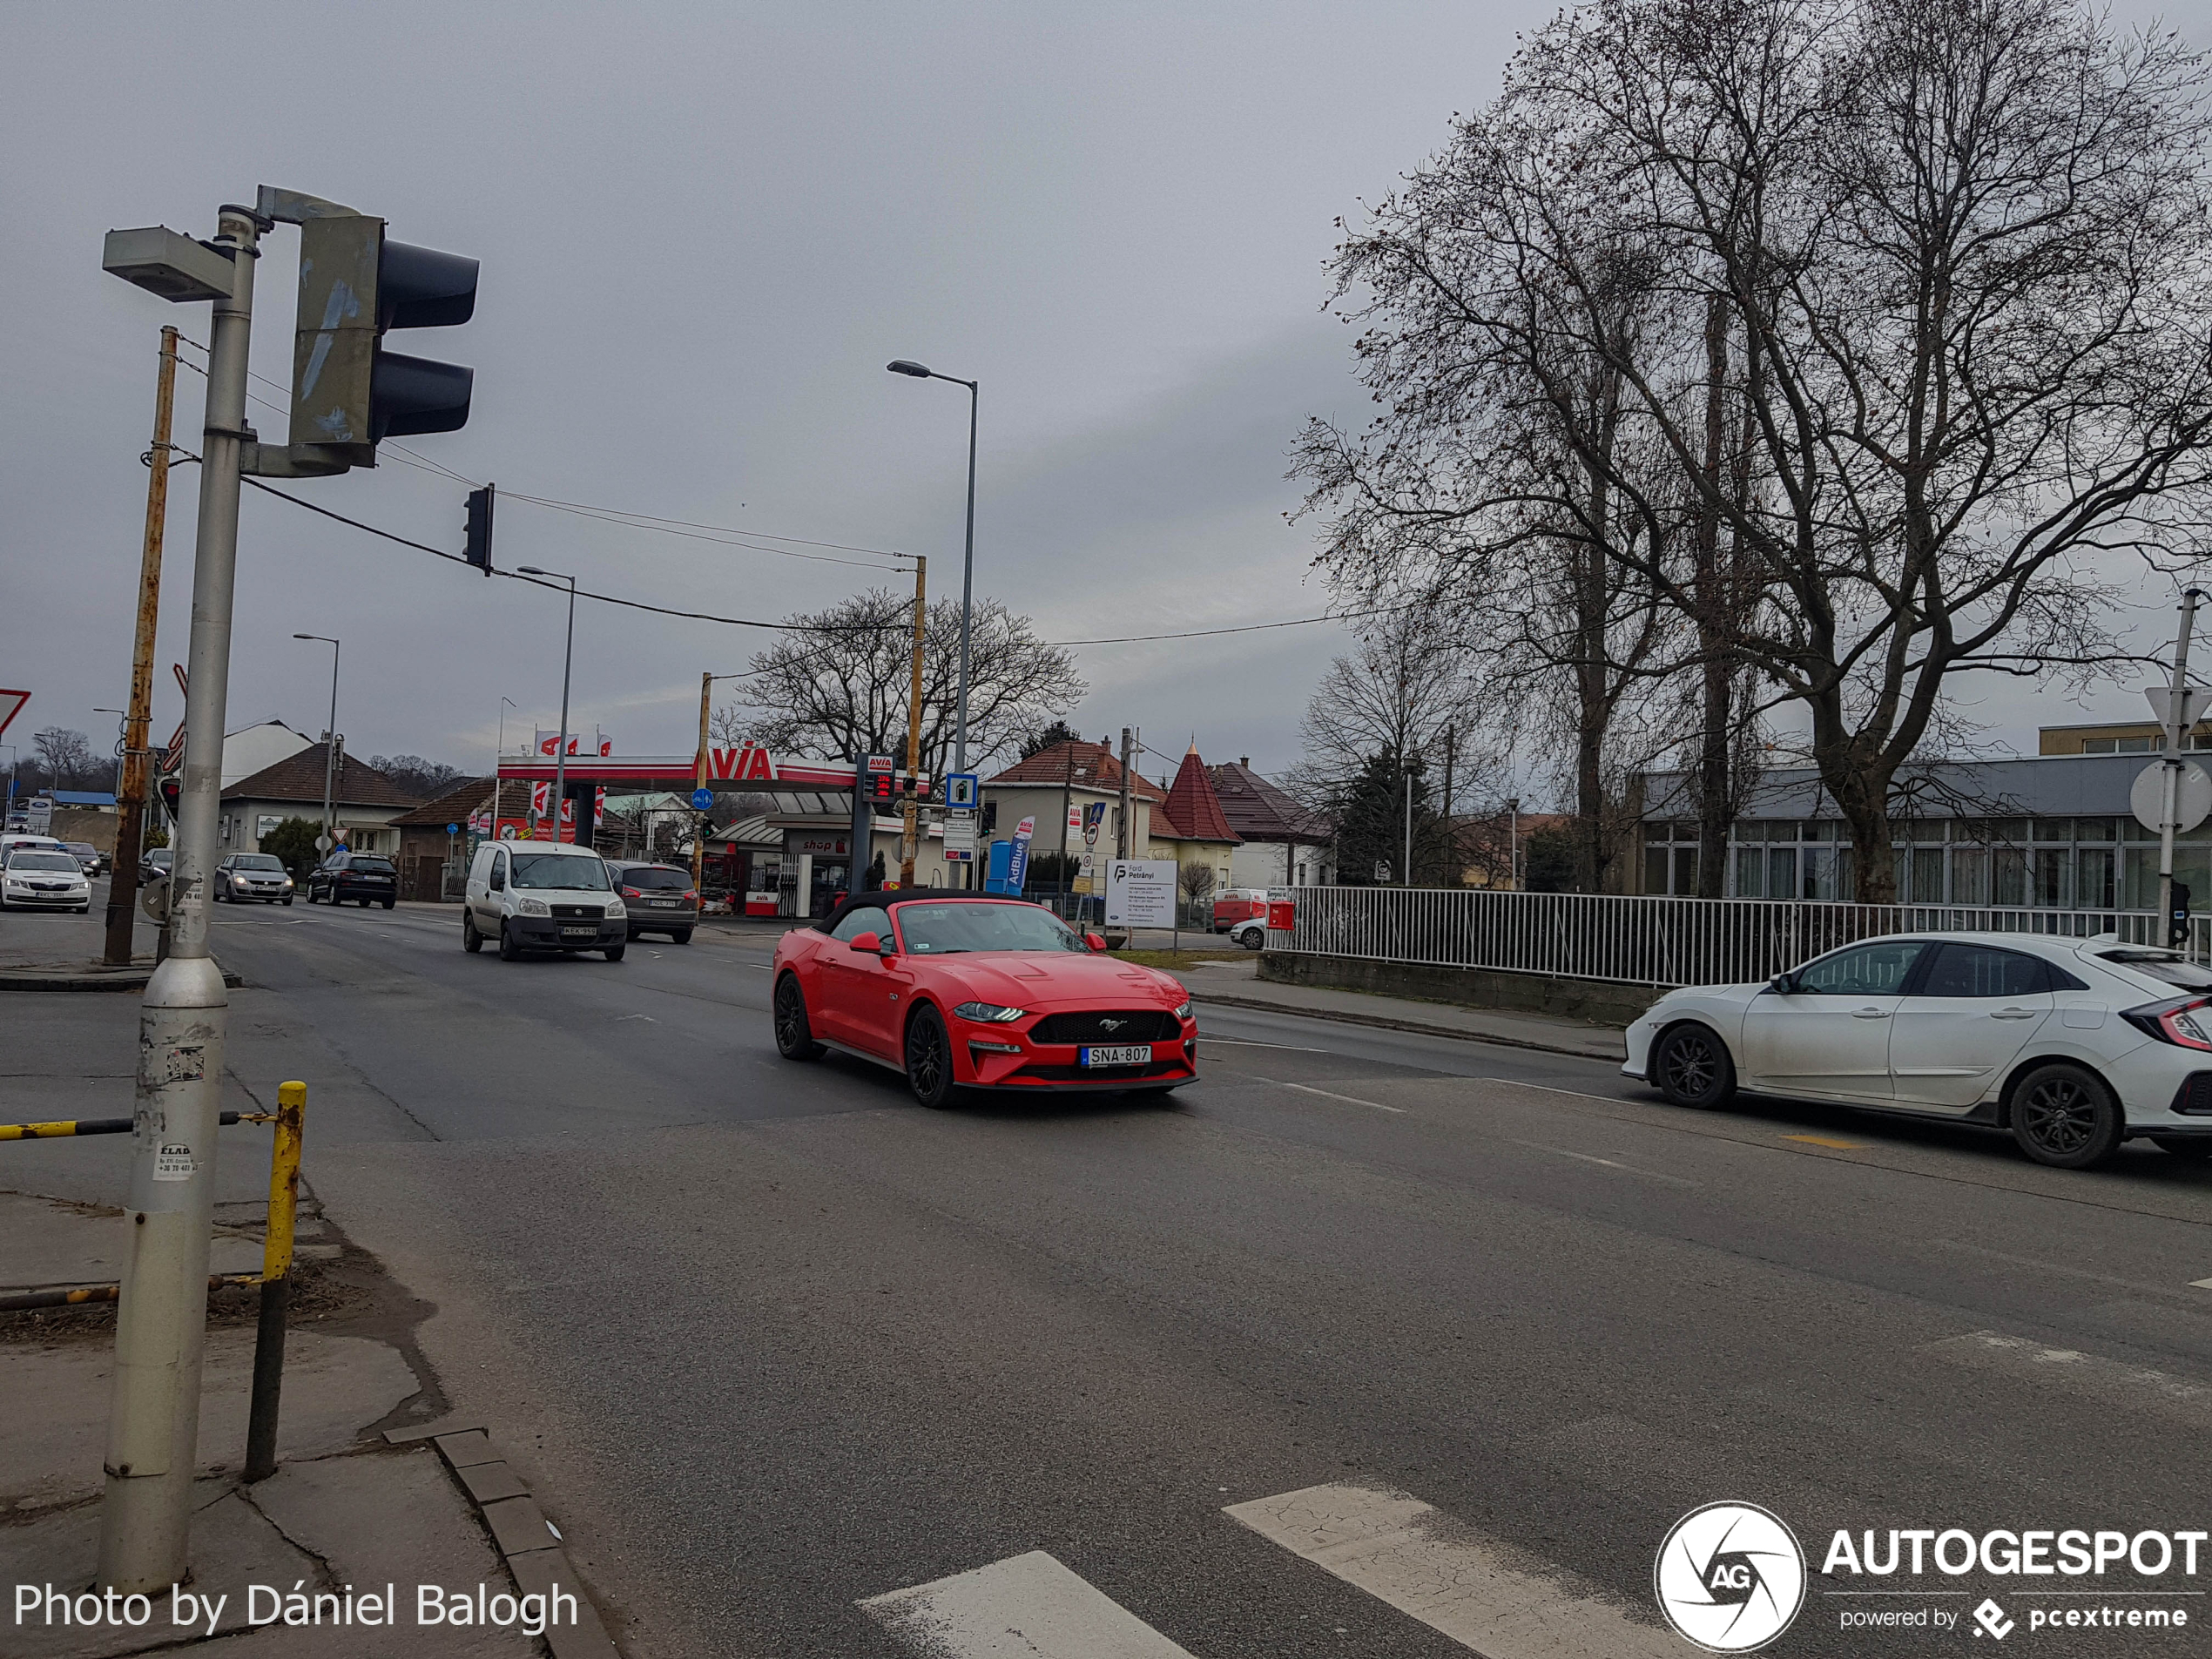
1085,931,1107,952
849,931,882,954
1769,973,1796,995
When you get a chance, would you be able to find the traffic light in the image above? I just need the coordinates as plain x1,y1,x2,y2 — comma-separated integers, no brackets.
282,203,476,469
464,485,495,575
157,775,181,820
2172,881,2192,948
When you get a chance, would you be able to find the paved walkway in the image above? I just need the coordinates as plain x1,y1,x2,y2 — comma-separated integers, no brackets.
1172,958,1627,1061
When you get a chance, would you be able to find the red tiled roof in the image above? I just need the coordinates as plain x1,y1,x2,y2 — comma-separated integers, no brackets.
220,743,421,810
1155,748,1240,844
985,740,1166,802
390,776,496,827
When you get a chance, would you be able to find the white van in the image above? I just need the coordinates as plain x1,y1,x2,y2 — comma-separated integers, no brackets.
462,840,629,961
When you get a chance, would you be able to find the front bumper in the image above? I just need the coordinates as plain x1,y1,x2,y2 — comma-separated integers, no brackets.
954,1026,1199,1090
3,887,89,908
229,883,293,901
510,916,627,949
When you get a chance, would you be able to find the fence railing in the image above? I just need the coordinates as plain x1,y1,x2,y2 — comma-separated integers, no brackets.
1271,886,2210,990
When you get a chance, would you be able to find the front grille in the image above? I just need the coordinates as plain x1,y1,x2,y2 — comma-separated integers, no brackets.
1029,1008,1181,1044
2172,1073,2212,1115
551,904,605,920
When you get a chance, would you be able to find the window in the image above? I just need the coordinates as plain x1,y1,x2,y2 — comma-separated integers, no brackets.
1795,940,1928,994
7,851,81,873
1993,847,2027,907
233,854,285,871
1908,846,1944,904
2099,949,2212,989
1767,846,1797,899
1644,846,1669,894
831,905,893,943
2033,818,2074,842
1735,846,1766,898
2078,847,2115,909
894,901,1087,955
1918,942,2046,998
2033,849,2074,908
620,867,690,889
1671,847,1700,896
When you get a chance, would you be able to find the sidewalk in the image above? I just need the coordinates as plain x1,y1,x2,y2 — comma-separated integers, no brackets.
1,988,618,1656
0,887,238,992
1171,958,1627,1061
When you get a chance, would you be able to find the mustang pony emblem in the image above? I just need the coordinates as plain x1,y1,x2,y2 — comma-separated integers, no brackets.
1099,1018,1126,1031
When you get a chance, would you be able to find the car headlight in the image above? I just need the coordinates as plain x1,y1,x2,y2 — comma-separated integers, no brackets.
1173,1000,1193,1021
281,878,293,889
953,1001,1028,1023
605,900,626,919
518,898,550,916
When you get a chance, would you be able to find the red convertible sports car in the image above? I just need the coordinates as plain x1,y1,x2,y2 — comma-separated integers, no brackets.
771,892,1197,1106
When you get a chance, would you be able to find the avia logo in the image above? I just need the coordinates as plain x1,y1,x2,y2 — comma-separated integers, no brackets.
1974,1598,2015,1640
1655,1502,1807,1652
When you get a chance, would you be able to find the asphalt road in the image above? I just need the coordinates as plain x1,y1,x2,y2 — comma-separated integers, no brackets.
29,894,2212,1656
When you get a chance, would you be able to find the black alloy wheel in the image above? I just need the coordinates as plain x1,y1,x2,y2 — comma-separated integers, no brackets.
462,913,482,954
904,1005,954,1109
1653,1023,1737,1109
773,974,823,1060
2010,1063,2123,1170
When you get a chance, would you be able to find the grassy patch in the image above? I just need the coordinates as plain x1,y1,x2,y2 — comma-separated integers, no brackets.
1109,948,1251,970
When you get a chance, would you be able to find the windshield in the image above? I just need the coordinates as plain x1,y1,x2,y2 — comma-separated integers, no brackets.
65,845,96,856
619,867,691,890
510,853,610,891
147,848,170,864
234,854,285,870
2097,949,2212,990
894,901,1087,955
9,852,82,873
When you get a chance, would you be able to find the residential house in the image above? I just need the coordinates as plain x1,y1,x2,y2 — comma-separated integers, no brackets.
1210,758,1334,887
1148,746,1241,897
219,743,421,859
220,719,314,789
983,739,1169,885
390,777,496,900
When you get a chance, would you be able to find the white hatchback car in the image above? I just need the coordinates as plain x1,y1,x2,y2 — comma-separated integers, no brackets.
1623,932,2212,1170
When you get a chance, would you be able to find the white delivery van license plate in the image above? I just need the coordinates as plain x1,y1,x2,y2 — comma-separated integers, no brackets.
1080,1044,1152,1068
561,925,597,939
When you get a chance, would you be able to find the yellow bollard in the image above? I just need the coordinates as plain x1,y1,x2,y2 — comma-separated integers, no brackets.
242,1082,305,1483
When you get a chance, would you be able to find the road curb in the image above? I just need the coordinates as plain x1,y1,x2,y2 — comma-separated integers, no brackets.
388,1422,622,1657
1187,990,1624,1062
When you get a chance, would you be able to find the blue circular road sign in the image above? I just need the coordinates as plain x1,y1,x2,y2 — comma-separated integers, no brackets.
691,787,715,810
446,822,459,835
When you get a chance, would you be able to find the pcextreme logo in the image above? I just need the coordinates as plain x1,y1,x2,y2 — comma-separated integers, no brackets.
1655,1501,1808,1652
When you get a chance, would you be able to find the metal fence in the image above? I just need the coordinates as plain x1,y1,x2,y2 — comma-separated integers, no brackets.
1271,886,2210,990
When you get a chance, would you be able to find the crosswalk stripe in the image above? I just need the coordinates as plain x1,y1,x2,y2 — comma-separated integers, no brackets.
1224,1483,1678,1657
859,1549,1197,1658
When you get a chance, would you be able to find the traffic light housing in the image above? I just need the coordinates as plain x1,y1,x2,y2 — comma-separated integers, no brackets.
464,485,495,575
2171,881,2192,948
157,775,181,820
286,209,476,469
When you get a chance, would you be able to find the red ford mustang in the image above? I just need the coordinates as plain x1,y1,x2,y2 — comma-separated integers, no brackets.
771,893,1197,1106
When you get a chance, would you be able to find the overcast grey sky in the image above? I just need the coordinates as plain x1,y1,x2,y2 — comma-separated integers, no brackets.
3,1,2200,804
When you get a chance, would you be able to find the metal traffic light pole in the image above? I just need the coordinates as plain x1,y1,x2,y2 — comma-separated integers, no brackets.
99,202,264,1593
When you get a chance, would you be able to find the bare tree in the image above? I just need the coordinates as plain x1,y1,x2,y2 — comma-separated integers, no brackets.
716,589,1086,776
1323,0,2212,899
30,727,104,792
1289,610,1497,813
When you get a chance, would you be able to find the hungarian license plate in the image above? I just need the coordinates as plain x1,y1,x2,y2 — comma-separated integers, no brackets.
561,925,597,939
1080,1043,1152,1068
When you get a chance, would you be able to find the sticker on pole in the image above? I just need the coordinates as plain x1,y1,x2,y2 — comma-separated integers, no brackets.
2131,760,2212,834
152,1142,197,1182
161,1044,205,1085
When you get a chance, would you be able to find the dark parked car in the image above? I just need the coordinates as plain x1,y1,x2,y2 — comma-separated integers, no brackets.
307,851,398,909
137,846,172,887
64,841,107,876
604,860,699,943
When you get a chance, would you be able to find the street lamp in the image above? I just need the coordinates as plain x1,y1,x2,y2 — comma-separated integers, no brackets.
293,635,341,855
887,358,978,884
517,568,577,841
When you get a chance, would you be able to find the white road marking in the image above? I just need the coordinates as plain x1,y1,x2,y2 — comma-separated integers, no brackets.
1479,1076,1628,1104
1250,1076,1406,1114
1923,1331,2212,1427
1199,1037,1332,1053
2192,1277,2212,1290
1225,1483,1676,1657
860,1549,1194,1658
1508,1140,1698,1188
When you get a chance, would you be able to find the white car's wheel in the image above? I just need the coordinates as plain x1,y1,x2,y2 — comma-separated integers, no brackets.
1652,1022,1737,1109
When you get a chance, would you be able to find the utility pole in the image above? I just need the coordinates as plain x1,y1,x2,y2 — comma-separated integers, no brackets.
100,201,263,1595
1441,729,1455,887
1057,738,1075,917
901,556,927,887
692,671,711,894
1116,727,1134,860
295,635,340,854
2157,590,2206,942
516,567,577,841
1402,759,1415,888
105,327,179,965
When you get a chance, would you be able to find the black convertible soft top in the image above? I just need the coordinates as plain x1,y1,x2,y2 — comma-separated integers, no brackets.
810,889,1043,934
